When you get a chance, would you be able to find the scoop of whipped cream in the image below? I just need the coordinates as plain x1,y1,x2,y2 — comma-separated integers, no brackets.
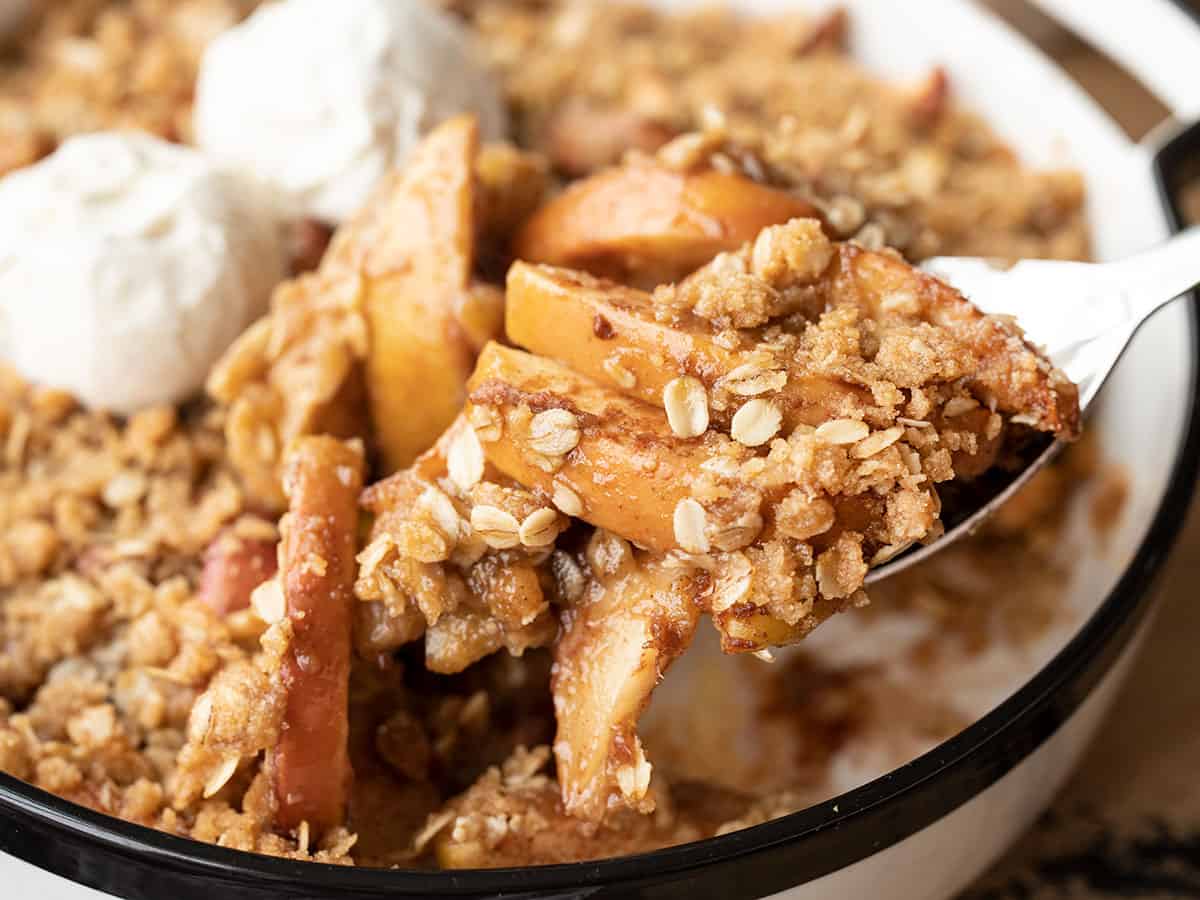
0,132,284,414
193,0,507,223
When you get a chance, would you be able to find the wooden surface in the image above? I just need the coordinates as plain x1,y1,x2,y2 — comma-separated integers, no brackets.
965,3,1200,897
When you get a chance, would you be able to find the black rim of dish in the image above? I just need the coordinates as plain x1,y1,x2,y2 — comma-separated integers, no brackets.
3,71,1200,900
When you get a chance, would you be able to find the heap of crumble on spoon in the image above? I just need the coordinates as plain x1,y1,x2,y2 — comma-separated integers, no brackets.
187,114,1079,843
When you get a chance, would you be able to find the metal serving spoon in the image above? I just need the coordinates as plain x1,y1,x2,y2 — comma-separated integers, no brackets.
865,225,1200,584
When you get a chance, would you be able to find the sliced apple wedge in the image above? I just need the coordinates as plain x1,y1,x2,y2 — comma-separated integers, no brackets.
512,162,819,285
342,115,482,474
552,533,701,821
210,116,501,504
506,261,872,431
271,436,364,833
466,342,765,556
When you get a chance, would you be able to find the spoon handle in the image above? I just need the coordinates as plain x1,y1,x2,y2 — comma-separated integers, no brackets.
1108,224,1200,325
1050,225,1200,411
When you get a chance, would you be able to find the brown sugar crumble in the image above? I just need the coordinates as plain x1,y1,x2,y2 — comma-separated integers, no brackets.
0,0,1125,873
0,0,262,177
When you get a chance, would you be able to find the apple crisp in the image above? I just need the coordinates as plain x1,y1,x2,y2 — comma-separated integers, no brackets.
0,0,1122,874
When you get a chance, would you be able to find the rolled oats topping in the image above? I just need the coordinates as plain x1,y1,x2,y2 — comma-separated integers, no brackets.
663,376,710,439
470,506,521,550
467,403,504,443
517,508,561,549
730,399,782,447
551,480,584,518
672,499,710,555
720,362,789,398
815,419,870,445
447,424,486,493
852,426,905,460
527,408,581,457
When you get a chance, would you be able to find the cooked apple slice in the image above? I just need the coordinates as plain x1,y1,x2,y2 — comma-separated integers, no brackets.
270,436,364,833
466,342,766,555
512,162,819,285
552,533,702,821
541,100,677,177
172,439,362,833
209,116,496,504
335,115,482,474
463,343,945,653
506,261,871,431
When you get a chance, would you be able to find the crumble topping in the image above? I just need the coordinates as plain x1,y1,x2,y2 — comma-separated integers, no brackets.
455,1,1088,262
0,0,262,177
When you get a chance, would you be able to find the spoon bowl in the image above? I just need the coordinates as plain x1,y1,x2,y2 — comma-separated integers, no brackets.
867,225,1200,584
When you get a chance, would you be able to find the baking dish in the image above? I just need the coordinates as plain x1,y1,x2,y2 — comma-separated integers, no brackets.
1,1,1199,897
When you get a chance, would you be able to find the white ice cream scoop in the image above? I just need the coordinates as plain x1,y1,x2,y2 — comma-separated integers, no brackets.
193,0,507,223
0,132,285,414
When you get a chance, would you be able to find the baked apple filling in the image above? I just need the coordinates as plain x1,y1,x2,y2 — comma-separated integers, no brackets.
299,124,1081,828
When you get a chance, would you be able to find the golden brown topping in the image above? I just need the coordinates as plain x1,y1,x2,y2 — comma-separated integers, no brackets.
351,115,483,474
833,245,1080,436
0,1,258,178
814,532,867,600
207,269,368,510
355,417,559,673
775,493,836,541
427,746,705,868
